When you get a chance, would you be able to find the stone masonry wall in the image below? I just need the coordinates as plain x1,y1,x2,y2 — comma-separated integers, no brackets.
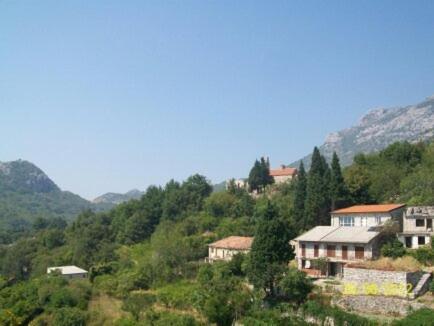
342,267,420,298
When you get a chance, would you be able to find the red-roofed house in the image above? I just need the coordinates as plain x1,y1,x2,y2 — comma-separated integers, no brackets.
331,204,405,227
292,204,406,277
207,236,253,262
269,165,297,184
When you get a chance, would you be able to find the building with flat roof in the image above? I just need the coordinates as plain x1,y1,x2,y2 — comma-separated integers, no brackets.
398,206,434,249
47,265,88,279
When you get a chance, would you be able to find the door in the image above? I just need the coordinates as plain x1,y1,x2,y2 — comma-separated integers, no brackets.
428,219,433,229
329,262,337,276
314,244,319,258
405,237,412,248
301,244,306,257
341,246,348,260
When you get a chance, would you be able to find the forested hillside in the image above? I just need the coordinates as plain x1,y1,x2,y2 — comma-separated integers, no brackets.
1,142,434,325
0,160,112,244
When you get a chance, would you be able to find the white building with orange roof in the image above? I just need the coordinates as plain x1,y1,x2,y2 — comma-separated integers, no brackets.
292,204,406,277
269,165,297,184
207,236,253,262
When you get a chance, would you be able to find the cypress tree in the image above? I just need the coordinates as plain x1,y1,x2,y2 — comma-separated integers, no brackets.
330,152,349,210
246,201,294,296
304,147,331,228
248,160,262,193
293,161,307,229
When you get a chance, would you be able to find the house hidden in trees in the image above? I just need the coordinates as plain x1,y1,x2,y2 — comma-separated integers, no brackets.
292,204,406,277
269,165,297,184
207,236,253,262
47,265,88,279
227,165,297,191
397,206,434,249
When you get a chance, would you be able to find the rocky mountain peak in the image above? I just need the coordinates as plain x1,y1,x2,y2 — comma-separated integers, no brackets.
292,94,434,168
0,160,60,193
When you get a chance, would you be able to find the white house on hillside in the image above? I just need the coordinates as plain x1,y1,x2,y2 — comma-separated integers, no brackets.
269,165,297,184
292,204,406,277
207,236,253,262
330,204,405,227
47,265,88,279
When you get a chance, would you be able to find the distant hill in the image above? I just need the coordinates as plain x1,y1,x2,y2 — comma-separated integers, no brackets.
93,189,144,205
291,94,434,168
0,160,109,230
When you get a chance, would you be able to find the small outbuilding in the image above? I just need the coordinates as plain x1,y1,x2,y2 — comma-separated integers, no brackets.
47,265,88,279
207,236,253,262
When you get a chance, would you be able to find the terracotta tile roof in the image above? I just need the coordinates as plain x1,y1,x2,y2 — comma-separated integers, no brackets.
208,236,253,250
270,167,297,177
331,204,406,214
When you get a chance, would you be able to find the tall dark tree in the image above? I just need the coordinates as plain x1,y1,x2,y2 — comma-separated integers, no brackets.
330,152,349,210
246,201,294,296
304,147,331,228
248,160,262,193
293,161,307,228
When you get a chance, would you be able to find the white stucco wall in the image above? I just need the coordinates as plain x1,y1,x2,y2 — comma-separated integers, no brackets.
331,212,393,227
295,241,374,262
272,175,294,184
208,247,249,261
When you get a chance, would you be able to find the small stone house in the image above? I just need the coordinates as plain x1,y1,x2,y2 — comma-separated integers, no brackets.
47,265,88,279
398,206,434,249
207,236,253,262
269,165,297,184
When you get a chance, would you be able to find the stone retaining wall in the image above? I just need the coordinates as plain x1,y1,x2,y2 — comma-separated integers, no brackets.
342,267,423,298
335,295,426,316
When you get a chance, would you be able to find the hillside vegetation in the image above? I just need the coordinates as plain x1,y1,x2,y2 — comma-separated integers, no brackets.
1,142,434,324
0,160,112,244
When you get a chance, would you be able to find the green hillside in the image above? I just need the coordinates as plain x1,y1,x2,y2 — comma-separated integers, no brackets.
0,142,433,324
0,160,111,243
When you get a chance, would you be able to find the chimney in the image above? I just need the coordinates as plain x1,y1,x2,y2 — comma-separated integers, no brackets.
281,164,286,170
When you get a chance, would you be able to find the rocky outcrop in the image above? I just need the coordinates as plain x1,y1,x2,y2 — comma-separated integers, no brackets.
292,94,434,168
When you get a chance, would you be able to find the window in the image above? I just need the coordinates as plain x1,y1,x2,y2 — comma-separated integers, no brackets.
355,246,365,259
339,216,354,226
375,216,382,225
360,217,367,227
314,244,319,257
301,244,306,257
327,245,336,257
416,219,425,227
418,236,426,245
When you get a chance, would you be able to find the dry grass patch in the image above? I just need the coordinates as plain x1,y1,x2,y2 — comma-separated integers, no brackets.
348,256,422,272
88,294,127,325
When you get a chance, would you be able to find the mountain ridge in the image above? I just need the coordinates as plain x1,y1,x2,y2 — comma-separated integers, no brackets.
290,94,434,168
92,189,144,205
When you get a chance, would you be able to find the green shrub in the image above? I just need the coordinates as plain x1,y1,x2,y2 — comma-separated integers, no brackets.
156,281,199,310
302,301,376,326
411,246,434,265
52,307,86,326
381,239,406,258
277,268,313,305
393,308,434,325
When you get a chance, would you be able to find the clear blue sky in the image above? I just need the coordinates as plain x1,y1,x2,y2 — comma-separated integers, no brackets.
1,1,434,199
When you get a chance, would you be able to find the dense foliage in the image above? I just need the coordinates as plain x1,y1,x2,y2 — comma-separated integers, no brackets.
1,141,434,324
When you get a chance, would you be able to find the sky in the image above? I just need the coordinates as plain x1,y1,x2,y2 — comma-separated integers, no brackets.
1,1,434,199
